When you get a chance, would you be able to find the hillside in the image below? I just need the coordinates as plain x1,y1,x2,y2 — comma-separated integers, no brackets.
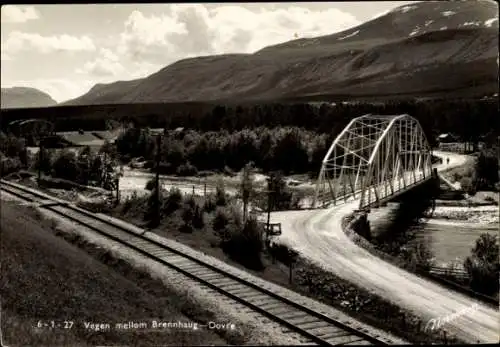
64,0,499,106
1,87,57,109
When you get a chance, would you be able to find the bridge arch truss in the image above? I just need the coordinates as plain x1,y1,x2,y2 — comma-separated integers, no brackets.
314,114,433,210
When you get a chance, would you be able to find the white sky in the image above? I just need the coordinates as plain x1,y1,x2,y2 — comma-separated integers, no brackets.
1,2,417,102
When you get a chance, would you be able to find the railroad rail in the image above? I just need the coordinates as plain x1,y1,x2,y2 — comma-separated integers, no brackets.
0,179,394,346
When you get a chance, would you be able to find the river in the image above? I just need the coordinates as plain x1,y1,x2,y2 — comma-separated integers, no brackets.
368,202,499,268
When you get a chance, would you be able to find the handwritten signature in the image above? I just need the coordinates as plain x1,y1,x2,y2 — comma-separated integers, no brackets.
424,303,479,332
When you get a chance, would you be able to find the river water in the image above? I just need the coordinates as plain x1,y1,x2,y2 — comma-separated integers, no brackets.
368,203,499,268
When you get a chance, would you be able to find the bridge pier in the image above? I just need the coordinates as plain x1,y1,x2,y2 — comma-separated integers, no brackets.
351,210,372,241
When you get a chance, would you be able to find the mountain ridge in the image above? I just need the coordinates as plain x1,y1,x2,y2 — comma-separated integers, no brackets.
1,87,58,109
11,0,500,107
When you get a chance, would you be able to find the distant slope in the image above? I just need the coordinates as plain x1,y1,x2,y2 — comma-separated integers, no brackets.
59,79,144,106
64,0,499,106
1,87,57,109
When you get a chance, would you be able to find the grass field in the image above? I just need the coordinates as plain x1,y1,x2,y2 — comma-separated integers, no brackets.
0,200,227,347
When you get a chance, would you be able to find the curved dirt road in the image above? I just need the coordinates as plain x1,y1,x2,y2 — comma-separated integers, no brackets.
270,151,499,343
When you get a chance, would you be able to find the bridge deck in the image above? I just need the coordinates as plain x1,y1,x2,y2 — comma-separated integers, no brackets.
319,168,433,209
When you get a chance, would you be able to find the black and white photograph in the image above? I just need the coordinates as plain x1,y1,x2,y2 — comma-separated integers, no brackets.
1,1,499,346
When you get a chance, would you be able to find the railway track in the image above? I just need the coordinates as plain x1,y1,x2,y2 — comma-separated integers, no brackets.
1,180,393,346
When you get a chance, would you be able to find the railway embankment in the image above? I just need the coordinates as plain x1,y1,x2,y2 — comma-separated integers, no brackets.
0,200,230,347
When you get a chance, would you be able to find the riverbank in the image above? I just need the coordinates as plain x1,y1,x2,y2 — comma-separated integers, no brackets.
431,205,498,224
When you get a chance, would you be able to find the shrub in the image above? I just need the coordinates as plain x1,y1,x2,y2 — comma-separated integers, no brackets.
484,196,496,204
213,207,230,232
144,188,160,223
121,191,141,215
203,195,217,213
220,216,264,271
180,221,194,233
162,187,183,215
464,233,499,296
181,202,194,224
215,180,227,206
145,178,156,191
494,182,500,192
460,176,476,196
192,205,205,229
177,162,198,176
184,195,196,211
52,150,80,181
268,242,299,266
0,156,22,177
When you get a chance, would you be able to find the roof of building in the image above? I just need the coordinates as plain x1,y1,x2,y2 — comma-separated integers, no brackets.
438,133,455,139
92,130,118,141
55,131,105,147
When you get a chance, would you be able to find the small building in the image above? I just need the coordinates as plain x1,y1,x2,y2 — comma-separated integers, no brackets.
91,130,120,144
149,128,165,136
53,130,107,152
436,133,457,143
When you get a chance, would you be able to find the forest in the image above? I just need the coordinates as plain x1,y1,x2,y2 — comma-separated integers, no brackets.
2,99,498,147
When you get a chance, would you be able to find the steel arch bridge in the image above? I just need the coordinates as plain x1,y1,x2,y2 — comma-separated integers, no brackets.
313,114,433,210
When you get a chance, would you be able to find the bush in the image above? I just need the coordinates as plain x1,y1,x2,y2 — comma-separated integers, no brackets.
213,207,230,232
161,187,183,215
184,195,196,211
181,204,194,223
144,188,160,223
145,178,156,191
177,162,198,176
192,205,205,229
464,233,499,296
0,156,22,177
120,191,143,215
52,150,79,181
475,149,499,190
484,196,496,203
460,176,476,196
180,221,194,233
268,242,299,266
220,216,264,271
215,180,227,206
203,195,217,213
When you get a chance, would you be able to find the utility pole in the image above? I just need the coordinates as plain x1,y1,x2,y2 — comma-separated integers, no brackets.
38,137,43,186
154,134,162,227
265,175,275,241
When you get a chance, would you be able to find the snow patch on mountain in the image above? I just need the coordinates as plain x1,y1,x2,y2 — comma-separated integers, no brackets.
462,21,481,27
338,30,360,41
484,18,498,27
399,5,419,14
425,20,434,27
442,11,456,17
440,26,448,30
409,27,421,37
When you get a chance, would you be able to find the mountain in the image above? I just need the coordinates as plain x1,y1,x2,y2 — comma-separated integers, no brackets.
1,87,57,108
64,0,499,106
61,79,144,106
